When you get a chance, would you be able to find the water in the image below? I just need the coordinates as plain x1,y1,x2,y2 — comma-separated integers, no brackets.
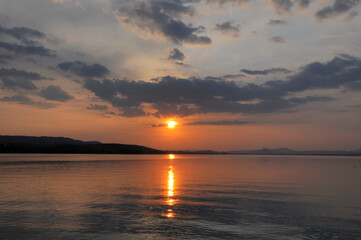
0,154,361,239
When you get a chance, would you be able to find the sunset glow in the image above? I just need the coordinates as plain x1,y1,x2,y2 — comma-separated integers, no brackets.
1,0,361,154
2,0,361,238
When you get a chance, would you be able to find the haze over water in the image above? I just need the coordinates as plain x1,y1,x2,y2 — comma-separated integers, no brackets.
0,154,361,239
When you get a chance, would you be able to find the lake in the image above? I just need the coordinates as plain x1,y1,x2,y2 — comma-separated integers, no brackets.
0,154,360,239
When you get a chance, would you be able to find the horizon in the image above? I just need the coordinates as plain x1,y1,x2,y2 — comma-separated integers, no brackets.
1,134,360,153
1,0,361,151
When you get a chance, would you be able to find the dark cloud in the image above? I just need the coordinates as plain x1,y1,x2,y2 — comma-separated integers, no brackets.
315,0,361,20
151,119,251,127
241,68,291,75
0,94,57,108
105,111,117,115
215,21,241,38
265,54,361,93
0,68,46,90
121,107,147,117
270,0,310,13
267,36,285,43
119,0,211,45
0,42,55,57
86,104,108,110
58,61,110,78
268,19,288,26
0,26,46,45
0,54,13,64
297,0,310,8
39,85,73,102
187,120,251,125
221,74,245,79
205,0,250,6
270,0,294,14
83,54,361,118
168,48,185,61
151,123,168,127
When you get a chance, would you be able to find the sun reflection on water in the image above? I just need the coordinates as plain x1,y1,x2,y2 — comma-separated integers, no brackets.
164,154,175,218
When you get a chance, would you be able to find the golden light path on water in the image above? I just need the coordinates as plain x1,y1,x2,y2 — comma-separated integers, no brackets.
165,154,175,218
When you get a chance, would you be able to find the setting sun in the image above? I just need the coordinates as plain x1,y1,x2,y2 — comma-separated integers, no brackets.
167,121,177,128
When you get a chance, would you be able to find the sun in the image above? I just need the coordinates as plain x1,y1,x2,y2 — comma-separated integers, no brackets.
167,121,177,128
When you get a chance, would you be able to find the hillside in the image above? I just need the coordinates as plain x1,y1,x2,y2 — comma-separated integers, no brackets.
0,135,164,154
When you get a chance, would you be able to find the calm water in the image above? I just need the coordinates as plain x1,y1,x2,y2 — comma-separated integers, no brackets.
0,154,361,240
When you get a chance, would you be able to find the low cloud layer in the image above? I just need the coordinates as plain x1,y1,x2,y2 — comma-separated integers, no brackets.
187,120,251,126
86,104,108,110
241,68,291,75
0,68,46,90
58,61,110,78
83,55,360,118
0,94,56,108
151,119,251,127
39,85,73,102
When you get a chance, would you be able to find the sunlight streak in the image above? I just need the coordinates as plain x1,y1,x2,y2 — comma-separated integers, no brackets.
163,157,176,218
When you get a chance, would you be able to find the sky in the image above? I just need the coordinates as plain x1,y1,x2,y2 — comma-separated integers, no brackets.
0,0,361,151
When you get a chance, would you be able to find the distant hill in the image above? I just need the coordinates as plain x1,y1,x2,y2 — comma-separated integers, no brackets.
0,135,101,145
0,135,163,154
229,148,361,156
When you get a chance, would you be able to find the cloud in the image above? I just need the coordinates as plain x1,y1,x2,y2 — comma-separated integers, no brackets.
0,42,56,57
152,119,251,127
215,21,241,38
86,104,108,110
0,68,46,90
118,0,211,45
267,36,285,43
297,0,310,8
150,123,168,127
345,10,359,21
58,61,110,78
315,0,361,20
205,0,250,6
221,73,245,79
0,26,46,45
241,68,291,75
265,54,361,92
39,85,73,102
187,120,251,125
0,94,57,108
168,48,185,61
0,54,13,64
270,0,294,14
83,54,361,118
269,0,310,14
268,19,288,26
